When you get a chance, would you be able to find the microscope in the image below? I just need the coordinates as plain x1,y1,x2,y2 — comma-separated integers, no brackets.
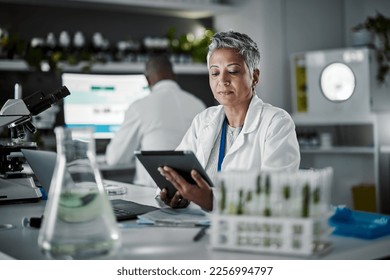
0,86,70,204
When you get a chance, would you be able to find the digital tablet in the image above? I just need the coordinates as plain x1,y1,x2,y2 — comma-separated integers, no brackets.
134,150,213,198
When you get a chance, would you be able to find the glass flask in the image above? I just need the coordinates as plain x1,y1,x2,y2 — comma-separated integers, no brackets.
38,127,121,259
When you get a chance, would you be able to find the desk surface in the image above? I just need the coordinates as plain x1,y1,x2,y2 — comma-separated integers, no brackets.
0,181,390,260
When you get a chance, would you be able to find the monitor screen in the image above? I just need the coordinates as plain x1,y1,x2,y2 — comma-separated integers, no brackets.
62,73,150,139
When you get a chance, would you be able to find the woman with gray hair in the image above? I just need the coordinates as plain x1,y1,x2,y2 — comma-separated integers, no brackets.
158,30,300,211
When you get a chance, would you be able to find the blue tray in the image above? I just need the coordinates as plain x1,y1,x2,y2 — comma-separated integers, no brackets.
328,206,390,239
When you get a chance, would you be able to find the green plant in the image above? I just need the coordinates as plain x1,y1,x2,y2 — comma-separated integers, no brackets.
166,27,214,63
353,12,390,84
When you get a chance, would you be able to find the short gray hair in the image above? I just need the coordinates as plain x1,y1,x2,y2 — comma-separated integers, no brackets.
207,30,260,73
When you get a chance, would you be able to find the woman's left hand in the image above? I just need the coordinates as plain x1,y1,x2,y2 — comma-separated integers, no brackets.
158,166,213,211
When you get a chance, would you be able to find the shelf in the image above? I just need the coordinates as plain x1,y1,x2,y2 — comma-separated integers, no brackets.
300,146,375,154
0,60,29,72
74,0,233,18
0,0,233,19
380,146,390,154
0,60,208,74
60,61,208,74
292,113,376,125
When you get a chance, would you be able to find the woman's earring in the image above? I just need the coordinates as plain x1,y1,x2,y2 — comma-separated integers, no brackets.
252,81,257,92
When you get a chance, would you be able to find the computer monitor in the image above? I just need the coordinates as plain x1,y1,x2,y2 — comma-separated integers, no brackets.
62,73,150,139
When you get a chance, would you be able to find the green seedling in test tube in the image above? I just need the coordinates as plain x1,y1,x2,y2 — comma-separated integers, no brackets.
312,186,321,218
256,175,262,195
312,185,322,242
283,185,290,200
263,175,271,217
246,190,252,202
237,189,244,215
220,180,226,213
302,183,310,218
283,184,291,217
226,181,237,215
254,175,262,215
313,186,320,204
245,190,253,215
228,201,237,215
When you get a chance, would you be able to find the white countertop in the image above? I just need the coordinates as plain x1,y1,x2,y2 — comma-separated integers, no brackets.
0,181,389,260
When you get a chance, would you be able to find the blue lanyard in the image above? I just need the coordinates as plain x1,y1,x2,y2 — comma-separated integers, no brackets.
218,117,227,172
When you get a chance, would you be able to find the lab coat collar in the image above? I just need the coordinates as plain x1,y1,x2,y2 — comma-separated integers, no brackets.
197,95,264,165
151,79,179,91
241,94,264,134
225,95,263,157
204,94,264,134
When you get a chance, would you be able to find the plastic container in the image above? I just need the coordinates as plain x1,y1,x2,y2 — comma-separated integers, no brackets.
328,206,390,239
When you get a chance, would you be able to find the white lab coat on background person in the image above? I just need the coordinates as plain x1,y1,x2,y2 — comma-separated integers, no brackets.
106,79,206,186
176,94,300,185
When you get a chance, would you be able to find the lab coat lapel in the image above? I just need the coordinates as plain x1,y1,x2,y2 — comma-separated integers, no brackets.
198,107,225,166
226,131,245,156
224,95,263,157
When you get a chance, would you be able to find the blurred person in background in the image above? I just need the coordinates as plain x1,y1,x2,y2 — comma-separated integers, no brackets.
106,54,206,186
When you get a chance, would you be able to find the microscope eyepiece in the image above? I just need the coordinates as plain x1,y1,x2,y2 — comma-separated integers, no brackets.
23,86,71,116
47,85,71,104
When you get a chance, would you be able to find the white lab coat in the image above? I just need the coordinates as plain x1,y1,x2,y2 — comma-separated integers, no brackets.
106,80,206,186
177,94,300,184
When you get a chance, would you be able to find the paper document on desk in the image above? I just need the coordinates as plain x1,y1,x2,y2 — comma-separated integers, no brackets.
137,208,210,227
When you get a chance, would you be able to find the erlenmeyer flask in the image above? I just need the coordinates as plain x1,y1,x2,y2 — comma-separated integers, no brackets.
38,127,121,259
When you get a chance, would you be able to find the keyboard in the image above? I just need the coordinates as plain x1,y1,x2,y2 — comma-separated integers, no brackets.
110,199,158,222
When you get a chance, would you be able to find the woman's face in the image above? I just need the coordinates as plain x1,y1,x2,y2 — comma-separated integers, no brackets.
208,48,258,107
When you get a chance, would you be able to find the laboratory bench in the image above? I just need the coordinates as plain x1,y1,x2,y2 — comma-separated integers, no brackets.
0,181,389,260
